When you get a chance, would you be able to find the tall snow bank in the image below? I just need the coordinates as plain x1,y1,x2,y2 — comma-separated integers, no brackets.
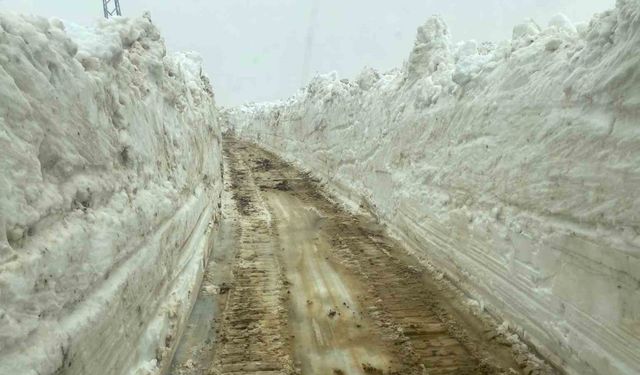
227,1,640,374
0,12,222,375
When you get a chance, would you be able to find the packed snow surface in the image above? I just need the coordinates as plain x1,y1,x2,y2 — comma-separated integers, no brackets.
227,1,640,374
0,13,222,375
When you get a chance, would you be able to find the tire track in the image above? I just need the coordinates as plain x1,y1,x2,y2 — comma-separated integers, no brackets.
209,141,293,375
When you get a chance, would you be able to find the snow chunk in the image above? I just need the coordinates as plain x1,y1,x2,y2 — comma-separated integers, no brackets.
452,40,493,86
406,16,453,81
512,18,541,39
356,67,381,91
548,13,577,34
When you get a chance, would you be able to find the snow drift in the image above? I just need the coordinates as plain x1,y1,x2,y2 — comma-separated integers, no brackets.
227,1,640,374
0,13,222,375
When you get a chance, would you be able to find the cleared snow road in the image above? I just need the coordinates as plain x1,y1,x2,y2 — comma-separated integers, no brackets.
170,137,554,375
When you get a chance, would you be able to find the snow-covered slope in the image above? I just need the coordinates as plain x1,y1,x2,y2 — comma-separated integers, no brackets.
227,1,640,374
0,13,222,375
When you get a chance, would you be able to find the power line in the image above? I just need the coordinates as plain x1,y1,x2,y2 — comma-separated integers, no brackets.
103,0,122,19
301,0,318,86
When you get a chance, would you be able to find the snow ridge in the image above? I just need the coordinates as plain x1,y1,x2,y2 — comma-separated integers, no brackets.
227,1,640,374
0,13,222,375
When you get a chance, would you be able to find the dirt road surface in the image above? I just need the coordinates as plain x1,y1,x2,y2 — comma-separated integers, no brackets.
170,137,554,375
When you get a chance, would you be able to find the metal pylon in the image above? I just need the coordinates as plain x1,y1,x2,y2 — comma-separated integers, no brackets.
103,0,122,18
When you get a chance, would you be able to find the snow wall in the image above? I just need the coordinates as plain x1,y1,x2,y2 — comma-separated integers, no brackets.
0,13,222,375
227,1,640,374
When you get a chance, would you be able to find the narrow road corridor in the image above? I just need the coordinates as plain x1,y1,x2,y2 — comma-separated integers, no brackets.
171,137,547,375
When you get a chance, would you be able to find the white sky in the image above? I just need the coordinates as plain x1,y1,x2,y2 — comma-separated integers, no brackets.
0,0,614,106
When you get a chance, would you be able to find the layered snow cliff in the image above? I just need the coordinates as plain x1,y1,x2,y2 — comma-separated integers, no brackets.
227,1,640,374
0,13,222,375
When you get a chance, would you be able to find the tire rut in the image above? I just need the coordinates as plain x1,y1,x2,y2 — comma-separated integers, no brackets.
208,141,294,375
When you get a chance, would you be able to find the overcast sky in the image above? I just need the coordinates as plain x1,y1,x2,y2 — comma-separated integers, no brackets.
1,0,614,106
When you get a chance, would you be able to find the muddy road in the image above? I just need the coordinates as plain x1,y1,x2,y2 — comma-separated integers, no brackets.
170,137,552,375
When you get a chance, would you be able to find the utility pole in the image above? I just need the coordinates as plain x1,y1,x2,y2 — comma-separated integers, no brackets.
103,0,122,19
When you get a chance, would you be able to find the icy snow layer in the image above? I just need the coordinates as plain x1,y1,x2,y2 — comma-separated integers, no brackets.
227,1,640,374
0,13,222,375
